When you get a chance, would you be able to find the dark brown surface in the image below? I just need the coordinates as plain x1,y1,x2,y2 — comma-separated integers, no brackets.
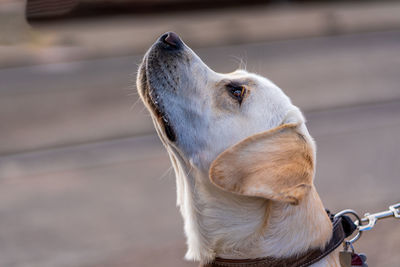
26,0,78,19
26,0,271,22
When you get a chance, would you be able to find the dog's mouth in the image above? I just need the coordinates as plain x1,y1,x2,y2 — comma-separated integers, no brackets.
147,88,176,142
140,63,177,142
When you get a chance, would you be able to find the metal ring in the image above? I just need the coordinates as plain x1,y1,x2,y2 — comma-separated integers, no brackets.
334,209,363,244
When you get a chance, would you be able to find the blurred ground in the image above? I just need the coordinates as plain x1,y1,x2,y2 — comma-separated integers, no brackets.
1,1,400,267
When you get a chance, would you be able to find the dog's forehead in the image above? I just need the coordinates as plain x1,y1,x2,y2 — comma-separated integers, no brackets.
220,70,276,89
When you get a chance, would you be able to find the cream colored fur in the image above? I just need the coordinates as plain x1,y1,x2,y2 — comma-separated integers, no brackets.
137,33,340,266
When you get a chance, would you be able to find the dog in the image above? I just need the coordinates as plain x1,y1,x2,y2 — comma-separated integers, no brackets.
137,32,340,266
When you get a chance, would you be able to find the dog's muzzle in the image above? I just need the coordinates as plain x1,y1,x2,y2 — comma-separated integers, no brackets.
138,32,186,142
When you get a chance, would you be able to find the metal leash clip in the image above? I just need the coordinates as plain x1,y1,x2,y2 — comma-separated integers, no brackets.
358,203,400,232
335,202,400,245
335,203,399,267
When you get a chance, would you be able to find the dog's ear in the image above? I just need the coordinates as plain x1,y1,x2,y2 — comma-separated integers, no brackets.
209,123,314,205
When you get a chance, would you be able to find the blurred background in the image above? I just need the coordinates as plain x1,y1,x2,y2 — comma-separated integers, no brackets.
1,0,400,266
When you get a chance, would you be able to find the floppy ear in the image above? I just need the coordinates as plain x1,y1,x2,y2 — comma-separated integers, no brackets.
209,123,314,205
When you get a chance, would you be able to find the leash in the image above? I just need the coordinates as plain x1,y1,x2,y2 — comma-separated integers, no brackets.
202,203,400,267
333,202,400,267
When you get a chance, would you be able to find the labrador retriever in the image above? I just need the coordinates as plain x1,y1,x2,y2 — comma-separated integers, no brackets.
137,32,340,267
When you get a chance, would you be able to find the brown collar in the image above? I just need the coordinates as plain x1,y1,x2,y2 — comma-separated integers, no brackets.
201,217,346,267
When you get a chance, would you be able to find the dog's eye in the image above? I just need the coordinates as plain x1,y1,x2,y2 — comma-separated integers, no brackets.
227,84,246,104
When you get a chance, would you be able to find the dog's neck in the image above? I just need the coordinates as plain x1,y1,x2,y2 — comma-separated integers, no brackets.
173,160,334,264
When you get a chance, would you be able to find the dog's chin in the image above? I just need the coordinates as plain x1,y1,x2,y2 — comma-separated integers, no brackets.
138,63,177,143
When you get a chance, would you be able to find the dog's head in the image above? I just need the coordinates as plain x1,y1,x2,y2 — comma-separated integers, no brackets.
137,32,315,205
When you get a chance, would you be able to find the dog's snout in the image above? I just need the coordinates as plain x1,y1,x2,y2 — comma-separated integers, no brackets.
160,32,183,49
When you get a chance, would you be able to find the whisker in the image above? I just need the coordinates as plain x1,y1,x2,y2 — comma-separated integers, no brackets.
129,97,143,111
230,55,247,71
158,166,173,181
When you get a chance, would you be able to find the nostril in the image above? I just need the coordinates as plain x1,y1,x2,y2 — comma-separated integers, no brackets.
162,32,181,48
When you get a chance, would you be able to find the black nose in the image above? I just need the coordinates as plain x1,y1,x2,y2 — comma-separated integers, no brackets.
160,32,183,49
